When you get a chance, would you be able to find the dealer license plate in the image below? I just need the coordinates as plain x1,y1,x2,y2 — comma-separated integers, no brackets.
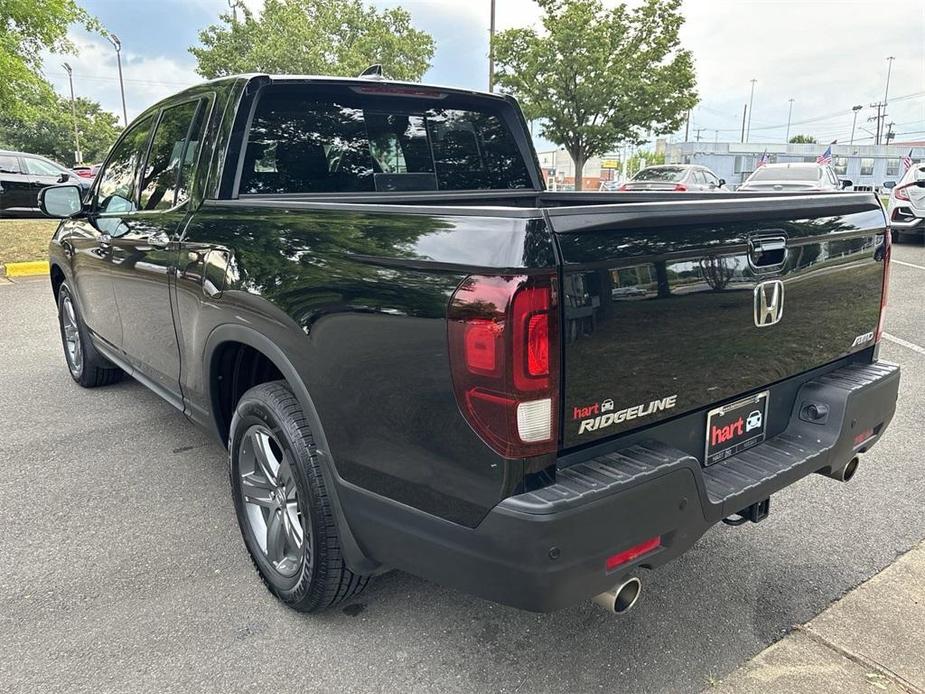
704,391,769,466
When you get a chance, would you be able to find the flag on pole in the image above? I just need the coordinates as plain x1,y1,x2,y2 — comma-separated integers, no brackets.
816,144,833,165
901,148,914,173
756,150,770,168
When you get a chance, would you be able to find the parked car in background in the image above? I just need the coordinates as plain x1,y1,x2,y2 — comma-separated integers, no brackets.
619,164,726,192
0,150,91,217
738,163,850,193
884,163,925,242
72,163,102,179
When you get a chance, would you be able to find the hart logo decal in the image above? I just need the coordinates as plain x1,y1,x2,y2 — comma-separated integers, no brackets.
575,395,678,435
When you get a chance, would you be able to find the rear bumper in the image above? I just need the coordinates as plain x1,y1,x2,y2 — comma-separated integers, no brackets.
338,361,900,612
889,204,924,229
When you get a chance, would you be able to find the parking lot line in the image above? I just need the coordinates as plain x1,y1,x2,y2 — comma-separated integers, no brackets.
883,333,925,357
892,259,925,271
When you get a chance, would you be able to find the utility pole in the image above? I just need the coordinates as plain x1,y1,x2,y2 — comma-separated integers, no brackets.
785,98,794,143
713,129,719,143
108,34,128,126
684,110,690,142
694,127,705,142
745,78,757,141
740,104,747,143
849,105,863,145
885,121,896,144
62,63,81,165
869,102,884,145
488,0,496,92
883,56,895,108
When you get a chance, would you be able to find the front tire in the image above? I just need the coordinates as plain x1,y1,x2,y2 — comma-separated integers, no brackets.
57,282,123,388
229,381,370,612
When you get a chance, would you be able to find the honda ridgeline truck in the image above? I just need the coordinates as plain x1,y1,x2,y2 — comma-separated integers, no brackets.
41,74,899,614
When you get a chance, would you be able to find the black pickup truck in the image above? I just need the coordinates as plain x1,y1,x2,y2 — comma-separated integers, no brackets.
41,74,899,614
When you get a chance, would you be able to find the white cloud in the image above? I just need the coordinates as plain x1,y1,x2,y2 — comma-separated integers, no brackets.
42,31,200,125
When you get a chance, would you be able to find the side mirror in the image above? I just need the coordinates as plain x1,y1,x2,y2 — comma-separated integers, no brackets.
841,179,853,189
882,180,896,190
39,184,84,218
718,178,726,187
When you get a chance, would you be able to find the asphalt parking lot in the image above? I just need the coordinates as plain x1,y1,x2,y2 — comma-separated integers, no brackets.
1,242,923,694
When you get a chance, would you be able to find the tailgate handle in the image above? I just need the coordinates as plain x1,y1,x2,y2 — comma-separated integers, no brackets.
749,236,787,268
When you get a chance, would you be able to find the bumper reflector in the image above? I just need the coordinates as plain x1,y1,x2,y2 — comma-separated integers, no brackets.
605,536,662,572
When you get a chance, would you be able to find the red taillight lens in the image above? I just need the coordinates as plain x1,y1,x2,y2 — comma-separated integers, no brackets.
894,184,911,201
447,274,559,458
674,183,688,191
605,536,662,572
618,183,628,191
876,229,891,344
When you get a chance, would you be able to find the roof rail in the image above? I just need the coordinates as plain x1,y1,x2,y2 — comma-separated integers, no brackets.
358,64,384,80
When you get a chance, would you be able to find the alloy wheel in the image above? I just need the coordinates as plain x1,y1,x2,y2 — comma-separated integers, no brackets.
61,296,82,375
237,424,309,578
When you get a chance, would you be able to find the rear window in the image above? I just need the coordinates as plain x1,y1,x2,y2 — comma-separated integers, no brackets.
239,85,533,194
632,167,686,182
748,167,822,182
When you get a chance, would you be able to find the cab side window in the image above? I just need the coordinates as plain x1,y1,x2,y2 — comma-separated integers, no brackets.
96,115,155,215
0,155,20,174
139,100,205,211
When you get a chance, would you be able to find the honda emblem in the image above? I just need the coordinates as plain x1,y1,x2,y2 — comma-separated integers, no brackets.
754,280,784,327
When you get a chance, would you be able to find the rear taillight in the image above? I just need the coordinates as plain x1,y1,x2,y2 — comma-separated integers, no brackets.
618,183,629,191
447,274,559,458
893,184,911,201
876,228,891,344
674,183,687,191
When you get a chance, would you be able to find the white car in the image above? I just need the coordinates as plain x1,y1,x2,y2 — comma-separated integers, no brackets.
885,163,925,242
738,163,850,193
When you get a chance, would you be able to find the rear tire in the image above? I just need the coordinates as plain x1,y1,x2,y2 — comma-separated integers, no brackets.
57,282,123,388
229,381,370,612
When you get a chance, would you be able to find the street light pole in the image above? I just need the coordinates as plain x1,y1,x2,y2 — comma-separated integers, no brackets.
883,56,895,107
488,0,496,92
785,98,794,143
108,33,128,126
849,105,863,145
745,78,757,141
62,63,81,165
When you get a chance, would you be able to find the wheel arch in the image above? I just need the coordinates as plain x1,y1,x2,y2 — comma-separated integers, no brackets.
202,323,380,575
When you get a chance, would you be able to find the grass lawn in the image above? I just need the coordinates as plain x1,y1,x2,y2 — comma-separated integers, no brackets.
0,219,58,266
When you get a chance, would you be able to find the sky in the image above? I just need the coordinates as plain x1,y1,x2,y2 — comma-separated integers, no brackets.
41,0,925,153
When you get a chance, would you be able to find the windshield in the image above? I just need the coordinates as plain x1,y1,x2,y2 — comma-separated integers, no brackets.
240,84,533,194
632,166,686,182
747,167,822,182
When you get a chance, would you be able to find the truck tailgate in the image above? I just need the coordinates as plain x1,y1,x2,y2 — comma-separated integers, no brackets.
548,193,888,449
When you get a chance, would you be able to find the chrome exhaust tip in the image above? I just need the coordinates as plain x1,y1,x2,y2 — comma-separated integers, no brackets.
819,457,860,483
592,577,642,615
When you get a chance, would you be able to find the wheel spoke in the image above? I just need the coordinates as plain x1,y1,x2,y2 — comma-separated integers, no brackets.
266,509,285,564
284,502,303,548
250,430,279,484
240,472,274,508
64,298,77,325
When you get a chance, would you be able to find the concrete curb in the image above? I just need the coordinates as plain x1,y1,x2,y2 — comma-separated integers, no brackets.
1,260,49,278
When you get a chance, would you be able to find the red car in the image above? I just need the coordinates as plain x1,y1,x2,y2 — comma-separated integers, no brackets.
71,163,101,179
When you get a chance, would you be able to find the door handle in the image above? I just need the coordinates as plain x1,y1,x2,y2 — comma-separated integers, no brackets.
99,233,112,248
145,231,171,248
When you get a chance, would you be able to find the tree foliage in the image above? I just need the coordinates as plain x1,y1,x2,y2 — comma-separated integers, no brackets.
0,83,122,165
0,0,99,118
190,0,435,82
494,0,697,189
788,134,817,144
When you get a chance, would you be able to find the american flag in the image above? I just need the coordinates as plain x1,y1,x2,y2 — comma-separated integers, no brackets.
816,145,833,165
901,148,914,173
756,150,770,168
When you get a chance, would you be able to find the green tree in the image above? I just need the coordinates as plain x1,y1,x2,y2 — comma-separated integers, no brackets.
0,0,99,118
624,149,665,177
0,84,121,164
190,0,435,81
494,0,697,190
788,134,817,144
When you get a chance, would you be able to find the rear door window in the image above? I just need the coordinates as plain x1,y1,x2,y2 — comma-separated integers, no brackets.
0,155,21,174
139,99,204,210
239,85,533,194
23,158,64,177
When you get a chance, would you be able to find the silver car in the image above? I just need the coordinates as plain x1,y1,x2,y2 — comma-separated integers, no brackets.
885,163,925,242
738,162,850,193
619,165,726,192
